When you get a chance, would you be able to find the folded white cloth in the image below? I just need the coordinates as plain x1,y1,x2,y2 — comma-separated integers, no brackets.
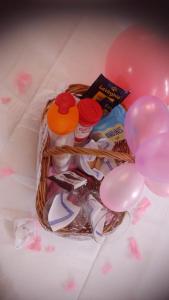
88,194,107,242
75,138,116,180
48,193,80,232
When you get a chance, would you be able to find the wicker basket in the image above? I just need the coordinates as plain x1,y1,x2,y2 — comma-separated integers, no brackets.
36,84,133,238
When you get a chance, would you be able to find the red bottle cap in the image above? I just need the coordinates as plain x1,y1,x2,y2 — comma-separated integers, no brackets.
78,98,103,126
55,92,75,114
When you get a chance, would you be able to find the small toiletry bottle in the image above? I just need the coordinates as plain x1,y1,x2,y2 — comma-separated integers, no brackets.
75,98,103,145
47,92,79,172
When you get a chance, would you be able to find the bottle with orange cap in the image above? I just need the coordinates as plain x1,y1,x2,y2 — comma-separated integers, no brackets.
47,92,79,172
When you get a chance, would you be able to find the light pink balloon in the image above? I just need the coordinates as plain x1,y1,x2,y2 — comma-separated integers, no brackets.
124,96,169,154
100,163,144,212
146,179,169,197
135,132,169,183
105,26,169,109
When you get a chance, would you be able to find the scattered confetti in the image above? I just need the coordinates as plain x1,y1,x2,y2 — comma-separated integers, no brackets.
0,167,15,178
16,72,32,94
0,97,11,104
26,235,42,252
64,279,77,292
101,262,113,275
128,237,142,260
44,245,55,253
132,197,151,224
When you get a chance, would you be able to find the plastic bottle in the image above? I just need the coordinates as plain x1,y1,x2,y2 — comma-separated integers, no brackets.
47,92,79,172
75,98,103,144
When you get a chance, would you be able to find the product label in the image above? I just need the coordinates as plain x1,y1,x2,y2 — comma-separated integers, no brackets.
75,124,93,141
92,124,124,143
104,124,124,142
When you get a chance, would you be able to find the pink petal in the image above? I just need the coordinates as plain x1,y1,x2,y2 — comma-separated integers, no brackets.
64,279,77,292
101,262,113,275
26,235,42,252
1,97,11,104
132,197,151,224
44,245,55,253
16,72,32,94
0,167,15,178
128,237,142,260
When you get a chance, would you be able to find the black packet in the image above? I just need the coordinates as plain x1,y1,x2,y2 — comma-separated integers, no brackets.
82,74,130,116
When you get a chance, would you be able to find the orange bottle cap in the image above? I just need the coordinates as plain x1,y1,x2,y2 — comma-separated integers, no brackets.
47,92,79,135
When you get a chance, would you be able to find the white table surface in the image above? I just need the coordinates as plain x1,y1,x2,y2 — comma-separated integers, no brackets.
0,13,169,300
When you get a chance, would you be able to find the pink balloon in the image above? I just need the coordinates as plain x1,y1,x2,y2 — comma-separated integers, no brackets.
105,26,169,109
100,163,144,212
146,179,169,197
124,96,169,154
135,132,169,183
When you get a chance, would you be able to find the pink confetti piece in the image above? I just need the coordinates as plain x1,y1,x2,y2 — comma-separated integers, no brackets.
0,167,15,178
101,262,113,275
16,72,32,94
64,279,77,292
44,245,55,253
132,197,151,225
128,237,142,260
26,235,42,252
0,97,11,104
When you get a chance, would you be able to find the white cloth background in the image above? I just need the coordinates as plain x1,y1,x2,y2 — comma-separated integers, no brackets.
0,13,169,300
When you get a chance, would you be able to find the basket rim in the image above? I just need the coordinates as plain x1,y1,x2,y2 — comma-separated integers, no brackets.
35,83,131,237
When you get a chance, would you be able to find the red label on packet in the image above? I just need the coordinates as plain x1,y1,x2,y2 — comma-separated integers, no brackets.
82,74,130,116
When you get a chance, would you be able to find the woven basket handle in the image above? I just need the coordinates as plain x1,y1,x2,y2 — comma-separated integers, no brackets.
44,145,133,162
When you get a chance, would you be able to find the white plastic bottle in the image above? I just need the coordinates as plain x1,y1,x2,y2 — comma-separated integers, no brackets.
47,92,79,172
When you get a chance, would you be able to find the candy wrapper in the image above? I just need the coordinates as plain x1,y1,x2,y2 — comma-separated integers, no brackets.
91,104,131,165
91,104,126,143
82,74,129,116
